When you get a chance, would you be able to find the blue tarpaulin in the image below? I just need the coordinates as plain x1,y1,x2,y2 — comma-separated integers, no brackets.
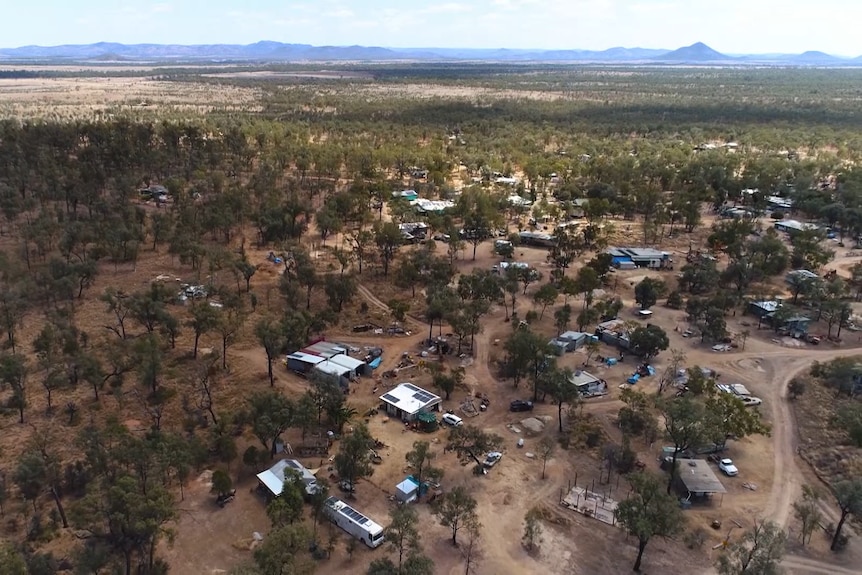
605,357,618,366
612,256,633,266
627,374,640,384
368,357,382,369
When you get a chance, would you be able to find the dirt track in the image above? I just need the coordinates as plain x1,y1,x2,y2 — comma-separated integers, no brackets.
693,346,862,575
352,270,862,574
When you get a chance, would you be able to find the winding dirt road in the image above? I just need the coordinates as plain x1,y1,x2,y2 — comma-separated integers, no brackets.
352,284,861,574
700,346,862,574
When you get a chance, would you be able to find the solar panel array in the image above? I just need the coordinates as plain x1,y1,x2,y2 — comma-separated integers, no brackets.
381,393,400,404
403,383,437,403
341,505,369,525
412,390,435,403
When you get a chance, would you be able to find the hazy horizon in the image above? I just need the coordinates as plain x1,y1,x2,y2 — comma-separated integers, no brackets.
4,0,862,57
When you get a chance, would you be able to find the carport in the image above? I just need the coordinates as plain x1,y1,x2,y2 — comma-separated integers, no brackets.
674,459,726,506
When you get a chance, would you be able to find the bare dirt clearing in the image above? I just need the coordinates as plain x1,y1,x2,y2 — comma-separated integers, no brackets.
204,70,374,80
0,77,263,119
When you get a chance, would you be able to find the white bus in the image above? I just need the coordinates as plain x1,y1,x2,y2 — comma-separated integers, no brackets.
323,496,385,548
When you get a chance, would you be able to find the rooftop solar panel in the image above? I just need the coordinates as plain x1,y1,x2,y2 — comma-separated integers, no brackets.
412,390,435,403
381,393,400,403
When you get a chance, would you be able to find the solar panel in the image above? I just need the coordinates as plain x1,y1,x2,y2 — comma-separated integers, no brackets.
342,506,368,524
404,383,420,392
381,393,400,404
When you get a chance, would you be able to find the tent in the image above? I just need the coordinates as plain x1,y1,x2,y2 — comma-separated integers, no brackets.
395,477,420,503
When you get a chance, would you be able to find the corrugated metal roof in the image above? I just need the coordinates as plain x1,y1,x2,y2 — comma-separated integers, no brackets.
676,459,726,494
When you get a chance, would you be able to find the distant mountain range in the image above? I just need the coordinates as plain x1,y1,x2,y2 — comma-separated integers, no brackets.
657,42,733,62
1,41,860,65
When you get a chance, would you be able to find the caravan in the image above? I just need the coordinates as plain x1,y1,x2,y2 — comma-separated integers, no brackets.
323,496,385,548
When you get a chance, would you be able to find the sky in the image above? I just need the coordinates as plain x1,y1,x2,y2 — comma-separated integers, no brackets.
3,0,862,56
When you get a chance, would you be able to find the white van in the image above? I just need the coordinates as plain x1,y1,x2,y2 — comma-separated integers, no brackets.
441,413,463,427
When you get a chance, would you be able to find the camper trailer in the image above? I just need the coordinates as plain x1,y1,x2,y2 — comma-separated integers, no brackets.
323,496,385,548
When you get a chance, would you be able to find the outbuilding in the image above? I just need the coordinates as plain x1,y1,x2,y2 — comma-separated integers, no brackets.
785,269,818,284
518,231,556,247
303,341,348,359
774,219,818,234
285,351,325,375
379,383,442,422
673,458,726,503
395,477,420,503
313,360,352,388
393,190,418,201
557,331,593,352
746,300,780,319
328,354,368,378
607,247,673,270
567,370,608,397
595,319,630,349
257,459,320,498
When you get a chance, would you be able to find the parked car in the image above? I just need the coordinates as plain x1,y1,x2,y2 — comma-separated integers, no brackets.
718,458,738,477
509,400,534,412
441,413,463,427
483,452,503,468
740,396,763,407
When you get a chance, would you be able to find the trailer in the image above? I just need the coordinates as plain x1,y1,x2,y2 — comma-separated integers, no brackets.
323,496,385,548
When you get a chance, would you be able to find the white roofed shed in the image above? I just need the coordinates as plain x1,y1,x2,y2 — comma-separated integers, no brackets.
379,383,442,421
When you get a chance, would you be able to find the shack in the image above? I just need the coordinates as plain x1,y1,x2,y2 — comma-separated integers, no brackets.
559,331,592,350
257,459,320,498
518,231,556,248
548,339,568,356
313,360,352,388
395,477,420,503
747,301,810,333
399,222,429,239
607,247,673,270
379,383,442,422
303,341,348,360
567,370,608,397
595,319,630,350
549,331,593,355
392,190,418,202
673,458,726,503
746,300,780,320
285,351,325,375
774,219,819,234
785,269,818,284
492,261,530,274
328,353,368,378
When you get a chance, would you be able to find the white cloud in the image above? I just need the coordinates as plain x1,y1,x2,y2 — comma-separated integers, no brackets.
324,8,354,18
421,2,472,14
